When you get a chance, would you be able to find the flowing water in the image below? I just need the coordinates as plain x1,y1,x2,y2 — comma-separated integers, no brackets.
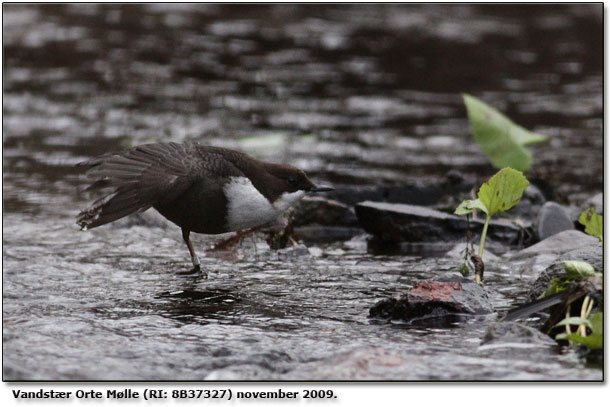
2,4,603,380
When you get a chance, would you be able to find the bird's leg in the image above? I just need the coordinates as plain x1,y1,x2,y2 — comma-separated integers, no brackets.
181,228,205,277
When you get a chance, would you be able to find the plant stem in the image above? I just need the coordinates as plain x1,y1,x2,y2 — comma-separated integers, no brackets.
478,214,491,259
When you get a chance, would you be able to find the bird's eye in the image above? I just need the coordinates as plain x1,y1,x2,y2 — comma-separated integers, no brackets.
288,177,297,185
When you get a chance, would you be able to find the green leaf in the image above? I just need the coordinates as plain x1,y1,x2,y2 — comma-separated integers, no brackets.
477,167,529,216
555,312,603,349
463,94,548,171
454,198,488,215
554,317,592,329
563,260,597,279
557,333,603,349
539,276,571,298
578,207,603,242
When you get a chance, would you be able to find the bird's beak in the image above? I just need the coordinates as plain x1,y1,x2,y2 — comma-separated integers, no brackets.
310,185,334,193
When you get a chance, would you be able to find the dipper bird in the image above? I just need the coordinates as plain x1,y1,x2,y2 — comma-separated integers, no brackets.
76,141,332,274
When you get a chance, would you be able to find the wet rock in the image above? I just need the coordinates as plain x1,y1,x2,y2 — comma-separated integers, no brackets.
534,201,574,240
369,276,493,323
508,230,598,260
293,226,363,244
367,240,460,256
341,233,369,251
527,242,603,301
559,242,604,271
291,197,362,243
355,201,526,246
323,181,473,207
481,322,556,346
277,243,311,258
513,253,559,278
292,196,358,227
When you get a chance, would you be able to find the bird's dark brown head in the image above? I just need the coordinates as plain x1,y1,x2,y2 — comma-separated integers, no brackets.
265,163,317,195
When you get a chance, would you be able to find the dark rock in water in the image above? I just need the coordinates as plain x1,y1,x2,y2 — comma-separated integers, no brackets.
290,197,362,243
481,322,556,346
293,225,363,244
292,196,358,227
526,242,603,301
369,276,493,323
509,230,599,260
511,230,601,288
534,201,574,240
367,239,461,256
355,201,526,246
322,180,473,208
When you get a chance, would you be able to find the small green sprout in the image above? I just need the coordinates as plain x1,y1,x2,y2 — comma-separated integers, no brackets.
454,167,529,283
578,207,603,242
555,296,602,350
463,94,547,172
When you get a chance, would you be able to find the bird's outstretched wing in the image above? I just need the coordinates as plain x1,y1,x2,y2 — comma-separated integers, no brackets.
76,142,205,229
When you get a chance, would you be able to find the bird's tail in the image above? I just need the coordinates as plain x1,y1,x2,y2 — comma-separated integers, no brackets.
76,142,195,230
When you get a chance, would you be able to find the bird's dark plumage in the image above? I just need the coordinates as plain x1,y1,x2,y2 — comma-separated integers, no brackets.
77,141,328,274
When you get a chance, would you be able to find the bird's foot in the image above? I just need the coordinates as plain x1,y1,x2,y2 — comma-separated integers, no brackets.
176,265,207,279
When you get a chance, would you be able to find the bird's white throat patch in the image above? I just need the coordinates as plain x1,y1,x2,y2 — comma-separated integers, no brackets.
273,190,306,212
223,177,305,231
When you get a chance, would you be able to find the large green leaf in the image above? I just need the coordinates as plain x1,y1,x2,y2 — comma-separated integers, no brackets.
477,167,529,216
463,94,548,171
578,207,603,242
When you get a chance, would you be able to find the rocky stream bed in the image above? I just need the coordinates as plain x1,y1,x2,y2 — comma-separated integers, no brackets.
2,4,603,380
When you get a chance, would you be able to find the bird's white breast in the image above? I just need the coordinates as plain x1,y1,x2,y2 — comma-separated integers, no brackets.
223,177,304,231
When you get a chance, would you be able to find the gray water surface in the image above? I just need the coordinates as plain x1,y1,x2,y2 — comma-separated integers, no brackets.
2,4,603,380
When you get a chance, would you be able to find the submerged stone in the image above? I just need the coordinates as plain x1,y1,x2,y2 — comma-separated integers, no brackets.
369,276,493,323
293,225,363,244
481,322,556,346
355,201,525,245
323,181,473,207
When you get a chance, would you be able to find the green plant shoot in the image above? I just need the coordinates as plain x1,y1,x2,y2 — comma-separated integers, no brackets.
454,167,529,282
578,207,603,242
555,296,602,350
463,94,547,172
540,260,602,298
